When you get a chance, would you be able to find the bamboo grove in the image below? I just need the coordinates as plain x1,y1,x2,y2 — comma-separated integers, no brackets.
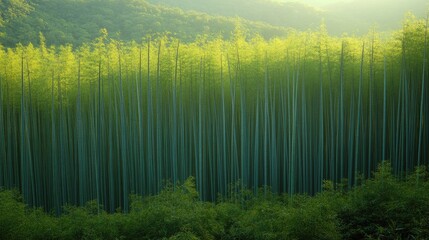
0,16,428,213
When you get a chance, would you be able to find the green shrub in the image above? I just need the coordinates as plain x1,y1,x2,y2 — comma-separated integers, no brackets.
214,201,242,239
0,189,60,240
22,208,60,240
229,199,288,240
338,163,429,239
0,189,28,239
168,231,200,240
58,201,121,240
124,177,222,239
284,195,341,240
1,169,429,240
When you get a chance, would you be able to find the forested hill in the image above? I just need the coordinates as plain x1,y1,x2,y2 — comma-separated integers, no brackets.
148,0,324,30
1,0,426,48
149,0,428,35
0,0,290,47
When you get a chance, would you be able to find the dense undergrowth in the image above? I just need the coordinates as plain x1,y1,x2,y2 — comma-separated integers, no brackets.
1,163,428,240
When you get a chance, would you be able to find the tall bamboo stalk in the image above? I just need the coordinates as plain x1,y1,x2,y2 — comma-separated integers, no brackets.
417,15,428,170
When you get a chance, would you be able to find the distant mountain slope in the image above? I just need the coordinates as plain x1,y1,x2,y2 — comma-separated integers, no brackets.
1,0,426,47
0,0,289,47
148,0,427,35
148,0,324,30
324,0,428,33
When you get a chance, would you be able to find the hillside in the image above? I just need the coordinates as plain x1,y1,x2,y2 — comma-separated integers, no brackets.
2,0,425,47
149,0,428,35
324,0,428,34
0,0,289,47
148,0,324,30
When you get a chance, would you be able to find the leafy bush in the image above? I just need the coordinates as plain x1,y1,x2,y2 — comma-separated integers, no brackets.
0,189,28,239
124,177,222,239
57,201,121,240
229,199,288,240
338,163,429,239
0,189,59,240
1,172,429,240
214,201,243,239
284,195,341,240
22,208,59,240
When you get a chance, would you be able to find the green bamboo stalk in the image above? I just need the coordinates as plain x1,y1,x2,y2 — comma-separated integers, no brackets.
254,89,260,194
227,54,238,197
156,40,162,193
25,56,35,201
51,68,60,214
348,57,356,188
189,63,197,181
96,59,102,213
264,52,269,195
5,74,16,188
57,72,68,205
198,57,203,197
117,43,129,212
417,15,428,170
239,53,249,191
178,58,185,182
172,41,179,187
318,41,324,191
280,65,286,193
355,43,364,181
0,62,4,187
301,43,309,193
136,45,144,195
220,55,227,195
146,38,154,194
127,59,137,195
271,78,278,193
301,53,308,193
31,103,42,207
281,51,290,193
208,86,216,199
106,48,117,212
127,66,136,195
382,56,387,163
325,43,335,182
368,36,374,176
286,53,292,194
338,42,345,185
290,57,299,196
20,50,28,204
396,40,406,175
76,58,86,206
205,77,219,201
232,50,239,194
394,42,404,174
100,57,107,206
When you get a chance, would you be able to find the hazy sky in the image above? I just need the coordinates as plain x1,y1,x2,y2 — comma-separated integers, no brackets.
296,0,348,5
276,0,353,6
278,0,427,9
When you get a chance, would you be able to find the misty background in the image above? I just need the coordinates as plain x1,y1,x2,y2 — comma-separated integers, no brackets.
0,0,427,47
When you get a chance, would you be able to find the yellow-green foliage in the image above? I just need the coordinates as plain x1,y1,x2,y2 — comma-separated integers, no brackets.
0,17,425,107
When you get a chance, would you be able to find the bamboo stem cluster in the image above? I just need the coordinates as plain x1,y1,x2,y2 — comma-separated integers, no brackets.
0,19,428,212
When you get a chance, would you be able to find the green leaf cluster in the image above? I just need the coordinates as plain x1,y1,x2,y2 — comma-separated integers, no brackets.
1,164,429,239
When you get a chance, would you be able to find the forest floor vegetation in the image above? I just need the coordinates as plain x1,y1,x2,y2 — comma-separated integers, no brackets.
1,162,429,240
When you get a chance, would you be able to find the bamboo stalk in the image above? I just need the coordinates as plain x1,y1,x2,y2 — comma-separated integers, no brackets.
417,15,428,170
